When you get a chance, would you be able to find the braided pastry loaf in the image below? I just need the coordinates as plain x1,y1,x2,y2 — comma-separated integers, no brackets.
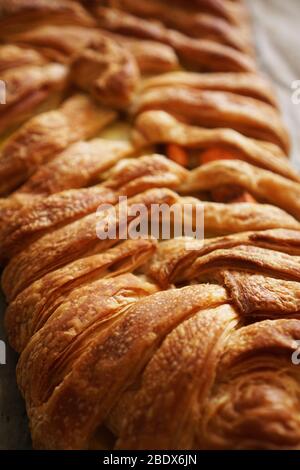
1,0,300,450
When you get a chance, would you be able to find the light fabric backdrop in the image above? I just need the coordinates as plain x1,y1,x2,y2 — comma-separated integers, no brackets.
247,0,300,168
0,0,299,449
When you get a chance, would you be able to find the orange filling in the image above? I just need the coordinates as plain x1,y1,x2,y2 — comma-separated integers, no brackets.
199,146,242,164
166,143,188,167
211,185,257,203
166,144,257,203
231,192,257,203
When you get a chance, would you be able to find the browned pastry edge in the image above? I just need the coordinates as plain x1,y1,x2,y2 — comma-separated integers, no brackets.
8,25,180,75
180,160,300,219
0,94,117,195
5,239,158,353
0,63,68,134
105,0,253,54
0,0,96,36
0,44,47,72
0,155,187,262
1,188,180,301
145,229,300,287
141,71,278,107
133,86,290,153
133,111,299,182
92,6,256,73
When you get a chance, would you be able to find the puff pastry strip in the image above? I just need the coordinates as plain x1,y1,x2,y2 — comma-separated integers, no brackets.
70,34,140,110
159,0,250,29
199,201,300,235
180,160,300,219
10,25,179,74
0,44,47,72
142,72,278,107
102,32,180,74
14,139,134,198
0,155,186,262
222,271,300,318
1,188,179,301
105,0,252,53
145,229,300,287
5,239,158,353
0,0,95,37
0,63,68,135
116,313,300,449
0,94,117,195
9,25,106,63
133,111,300,181
133,87,290,153
92,6,256,72
115,302,239,450
18,283,227,449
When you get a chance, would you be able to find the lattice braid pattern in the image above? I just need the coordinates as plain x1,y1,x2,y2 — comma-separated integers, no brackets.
0,0,300,449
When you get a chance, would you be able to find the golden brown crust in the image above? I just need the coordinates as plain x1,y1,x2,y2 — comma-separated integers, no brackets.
2,0,300,452
103,154,188,195
15,139,133,197
18,283,228,449
183,245,300,284
93,6,256,72
223,271,300,318
142,71,278,107
116,302,238,449
10,25,180,74
5,239,158,353
0,0,95,37
200,319,300,449
0,186,118,263
145,229,300,286
0,155,186,262
106,0,253,53
1,188,180,301
133,87,290,153
134,111,300,181
70,34,140,109
7,28,145,112
0,63,68,134
109,35,180,74
0,44,47,72
180,160,300,219
165,0,250,29
0,94,117,196
201,202,300,234
9,25,103,63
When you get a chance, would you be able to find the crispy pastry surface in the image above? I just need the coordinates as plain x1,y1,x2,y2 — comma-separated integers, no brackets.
0,0,96,36
134,111,299,181
0,94,117,195
133,86,290,152
0,63,68,134
92,6,256,73
179,160,300,219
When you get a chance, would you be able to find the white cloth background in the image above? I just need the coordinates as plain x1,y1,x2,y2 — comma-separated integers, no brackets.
0,0,299,449
247,0,300,167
